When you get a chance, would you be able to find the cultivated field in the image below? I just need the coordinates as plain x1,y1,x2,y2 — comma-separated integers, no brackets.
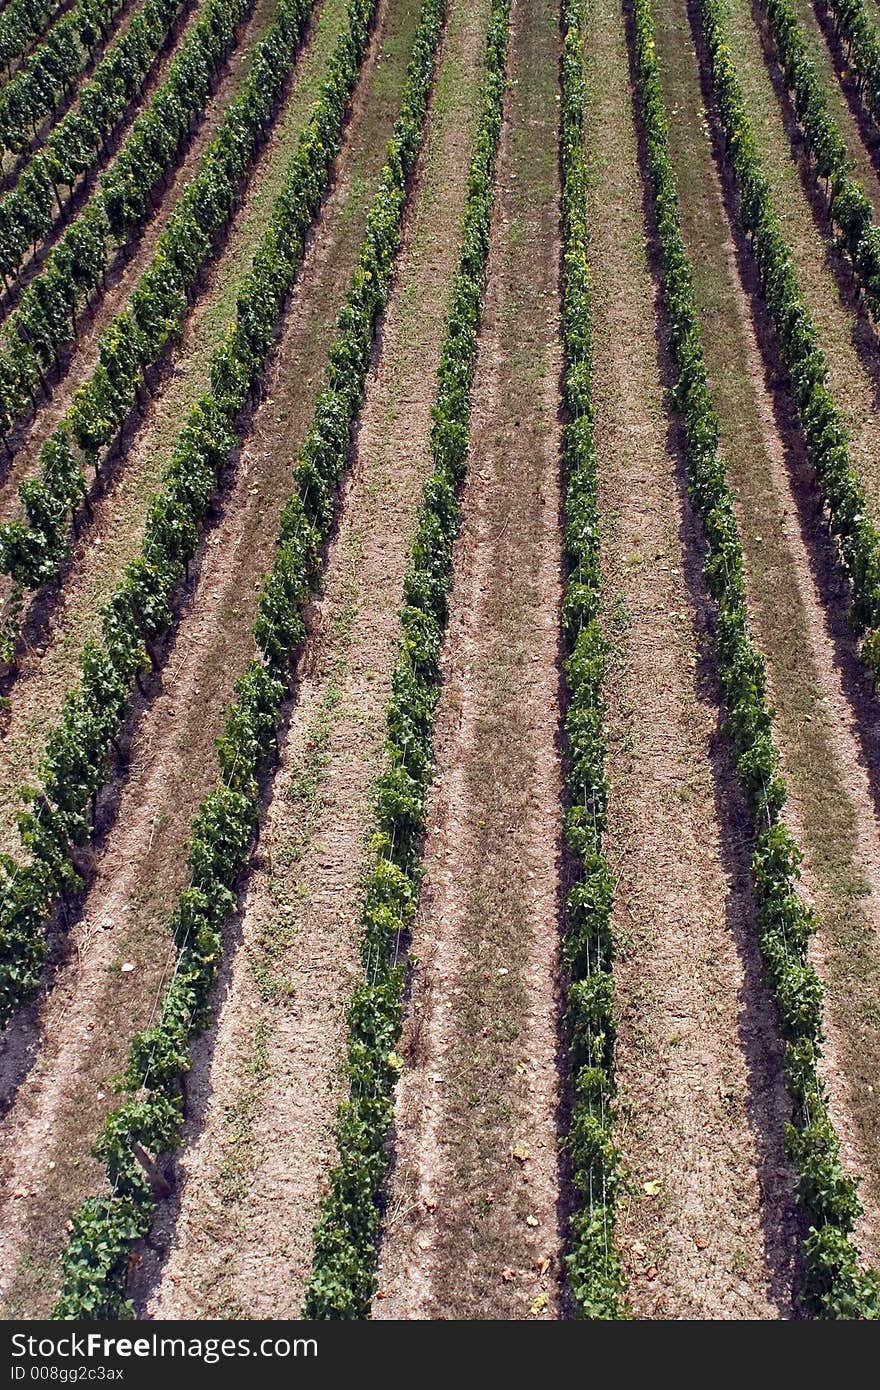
0,0,878,1321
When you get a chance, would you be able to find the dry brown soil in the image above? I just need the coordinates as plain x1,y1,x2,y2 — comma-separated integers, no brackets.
0,0,417,1317
375,0,567,1321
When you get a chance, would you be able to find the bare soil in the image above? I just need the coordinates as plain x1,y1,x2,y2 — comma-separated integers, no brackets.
0,0,341,853
578,0,801,1321
0,0,418,1318
143,0,491,1318
375,0,567,1322
664,0,880,1263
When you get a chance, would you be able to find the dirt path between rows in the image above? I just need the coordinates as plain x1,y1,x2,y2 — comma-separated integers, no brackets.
143,0,491,1317
374,0,566,1322
660,0,880,1264
0,0,420,1318
0,0,339,854
577,0,799,1321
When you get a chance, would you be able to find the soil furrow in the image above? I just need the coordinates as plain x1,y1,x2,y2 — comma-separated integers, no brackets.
143,0,491,1317
657,0,880,1264
576,0,798,1321
0,0,337,852
0,0,419,1319
374,0,565,1322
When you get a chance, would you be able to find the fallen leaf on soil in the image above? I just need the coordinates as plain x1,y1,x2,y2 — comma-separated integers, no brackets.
645,1266,658,1281
643,1179,662,1196
526,1215,539,1228
695,1236,708,1250
12,1189,27,1198
502,1268,516,1283
537,1258,550,1276
631,1241,647,1260
418,1239,430,1252
512,1145,530,1163
530,1293,549,1316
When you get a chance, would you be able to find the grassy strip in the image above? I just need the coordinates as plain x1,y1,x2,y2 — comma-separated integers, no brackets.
0,0,252,452
557,0,629,1321
52,0,444,1319
0,0,357,1025
0,0,311,594
696,0,880,678
637,0,879,1318
0,0,125,159
0,0,189,282
302,0,509,1320
756,0,880,316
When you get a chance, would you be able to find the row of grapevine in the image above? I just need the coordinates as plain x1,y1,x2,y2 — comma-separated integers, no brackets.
0,0,316,1021
697,0,880,678
52,0,445,1318
0,0,252,451
756,0,880,318
817,0,880,130
557,0,627,1321
0,0,66,77
0,0,189,282
635,0,879,1317
303,0,509,1319
0,0,126,160
0,0,308,594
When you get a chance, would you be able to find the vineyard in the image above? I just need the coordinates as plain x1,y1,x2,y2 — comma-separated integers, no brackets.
0,0,879,1324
